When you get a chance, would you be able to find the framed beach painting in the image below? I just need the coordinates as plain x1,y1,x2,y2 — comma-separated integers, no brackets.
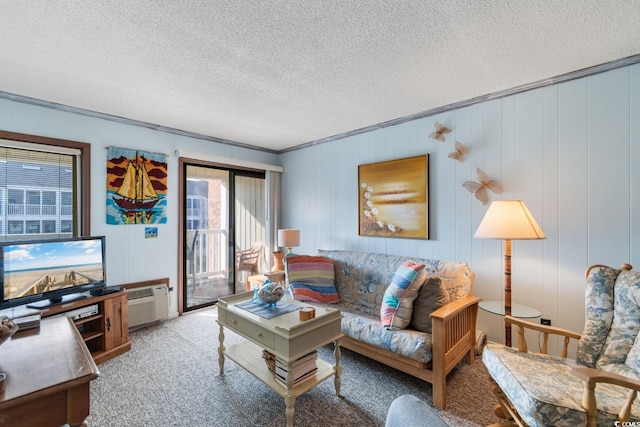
358,154,429,239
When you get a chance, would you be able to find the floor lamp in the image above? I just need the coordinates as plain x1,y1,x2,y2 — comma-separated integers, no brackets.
474,200,545,346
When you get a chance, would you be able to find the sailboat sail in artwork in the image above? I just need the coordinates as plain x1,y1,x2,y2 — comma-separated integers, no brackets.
113,155,159,210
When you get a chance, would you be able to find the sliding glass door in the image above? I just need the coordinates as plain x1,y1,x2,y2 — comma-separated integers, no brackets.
181,162,265,312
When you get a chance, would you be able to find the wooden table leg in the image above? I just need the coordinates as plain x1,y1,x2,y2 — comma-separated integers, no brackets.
218,322,225,374
334,339,342,396
284,395,295,427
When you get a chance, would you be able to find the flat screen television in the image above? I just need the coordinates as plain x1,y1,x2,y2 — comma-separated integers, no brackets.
0,236,107,310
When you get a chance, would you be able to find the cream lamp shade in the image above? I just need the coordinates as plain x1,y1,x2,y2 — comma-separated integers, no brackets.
278,228,300,253
474,200,545,240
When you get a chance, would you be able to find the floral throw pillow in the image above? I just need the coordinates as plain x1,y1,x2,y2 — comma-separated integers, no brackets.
380,260,426,329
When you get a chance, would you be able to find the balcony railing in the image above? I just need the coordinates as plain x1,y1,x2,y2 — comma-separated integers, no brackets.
7,204,61,216
186,228,228,282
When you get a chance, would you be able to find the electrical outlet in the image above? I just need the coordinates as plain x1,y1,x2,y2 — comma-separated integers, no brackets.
540,318,551,326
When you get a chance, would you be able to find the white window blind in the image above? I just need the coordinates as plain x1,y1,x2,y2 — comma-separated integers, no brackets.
0,141,81,240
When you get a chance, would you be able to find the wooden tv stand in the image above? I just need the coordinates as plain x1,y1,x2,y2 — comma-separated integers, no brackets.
36,290,131,364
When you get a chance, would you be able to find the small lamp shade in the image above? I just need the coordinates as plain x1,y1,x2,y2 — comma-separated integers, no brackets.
278,228,300,252
474,200,545,240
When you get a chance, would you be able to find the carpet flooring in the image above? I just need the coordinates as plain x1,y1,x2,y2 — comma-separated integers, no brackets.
88,306,502,426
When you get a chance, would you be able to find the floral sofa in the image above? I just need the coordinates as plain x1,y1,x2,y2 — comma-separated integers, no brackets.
287,249,480,410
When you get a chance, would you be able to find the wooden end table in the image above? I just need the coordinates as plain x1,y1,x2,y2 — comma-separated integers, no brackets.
0,316,99,426
245,271,286,291
479,300,541,346
217,292,343,427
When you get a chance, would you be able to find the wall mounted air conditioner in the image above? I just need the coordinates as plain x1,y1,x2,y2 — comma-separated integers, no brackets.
127,284,169,329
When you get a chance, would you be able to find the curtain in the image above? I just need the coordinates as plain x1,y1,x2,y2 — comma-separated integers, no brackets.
265,170,281,269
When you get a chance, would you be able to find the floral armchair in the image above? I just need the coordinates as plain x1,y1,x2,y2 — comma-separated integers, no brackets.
483,263,640,426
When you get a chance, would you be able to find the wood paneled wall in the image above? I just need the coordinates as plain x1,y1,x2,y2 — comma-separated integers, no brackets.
280,64,640,345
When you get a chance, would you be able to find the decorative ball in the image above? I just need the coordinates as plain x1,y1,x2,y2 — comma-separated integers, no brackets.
257,281,284,305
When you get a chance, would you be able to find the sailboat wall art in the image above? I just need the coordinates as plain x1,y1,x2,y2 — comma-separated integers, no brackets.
106,146,168,225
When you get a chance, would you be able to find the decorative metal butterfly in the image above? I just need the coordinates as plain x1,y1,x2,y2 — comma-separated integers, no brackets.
428,122,452,142
462,168,503,205
448,141,469,162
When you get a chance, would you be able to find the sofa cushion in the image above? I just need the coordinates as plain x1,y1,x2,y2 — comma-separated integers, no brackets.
286,255,340,304
341,309,433,363
576,265,618,367
576,264,640,376
410,277,450,334
624,332,640,379
590,268,640,372
381,260,426,329
483,342,640,426
316,250,474,316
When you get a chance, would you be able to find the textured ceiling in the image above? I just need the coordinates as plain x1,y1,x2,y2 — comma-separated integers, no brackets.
1,1,640,152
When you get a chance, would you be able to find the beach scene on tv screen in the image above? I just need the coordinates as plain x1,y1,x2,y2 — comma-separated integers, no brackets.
3,240,104,300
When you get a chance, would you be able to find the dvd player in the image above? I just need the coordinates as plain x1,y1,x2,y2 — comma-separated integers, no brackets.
65,304,98,321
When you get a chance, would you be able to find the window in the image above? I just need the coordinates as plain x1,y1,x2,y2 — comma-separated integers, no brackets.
8,221,23,234
0,131,91,240
61,191,73,216
26,190,40,205
42,220,56,233
26,220,40,234
43,191,56,207
61,220,73,233
8,189,23,206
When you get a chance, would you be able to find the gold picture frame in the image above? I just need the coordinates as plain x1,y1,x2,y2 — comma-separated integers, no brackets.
358,154,429,239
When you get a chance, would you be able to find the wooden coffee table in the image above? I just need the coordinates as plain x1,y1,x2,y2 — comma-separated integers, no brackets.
217,292,343,427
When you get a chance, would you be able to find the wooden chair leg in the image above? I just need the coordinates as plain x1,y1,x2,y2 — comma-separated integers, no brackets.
489,382,526,427
494,403,508,419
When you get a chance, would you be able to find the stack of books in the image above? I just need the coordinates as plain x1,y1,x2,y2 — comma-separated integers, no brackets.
274,351,318,387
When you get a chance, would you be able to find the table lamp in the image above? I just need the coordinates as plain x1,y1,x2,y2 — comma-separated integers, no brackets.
474,200,545,346
278,228,300,254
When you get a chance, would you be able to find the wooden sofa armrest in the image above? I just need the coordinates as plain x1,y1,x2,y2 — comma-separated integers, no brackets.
572,366,640,425
429,295,481,410
505,315,581,357
431,295,482,320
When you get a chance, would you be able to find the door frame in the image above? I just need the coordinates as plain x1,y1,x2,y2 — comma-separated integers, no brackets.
177,157,266,315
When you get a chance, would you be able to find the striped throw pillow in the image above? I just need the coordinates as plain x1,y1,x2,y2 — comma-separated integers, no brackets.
286,255,340,304
381,260,426,329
